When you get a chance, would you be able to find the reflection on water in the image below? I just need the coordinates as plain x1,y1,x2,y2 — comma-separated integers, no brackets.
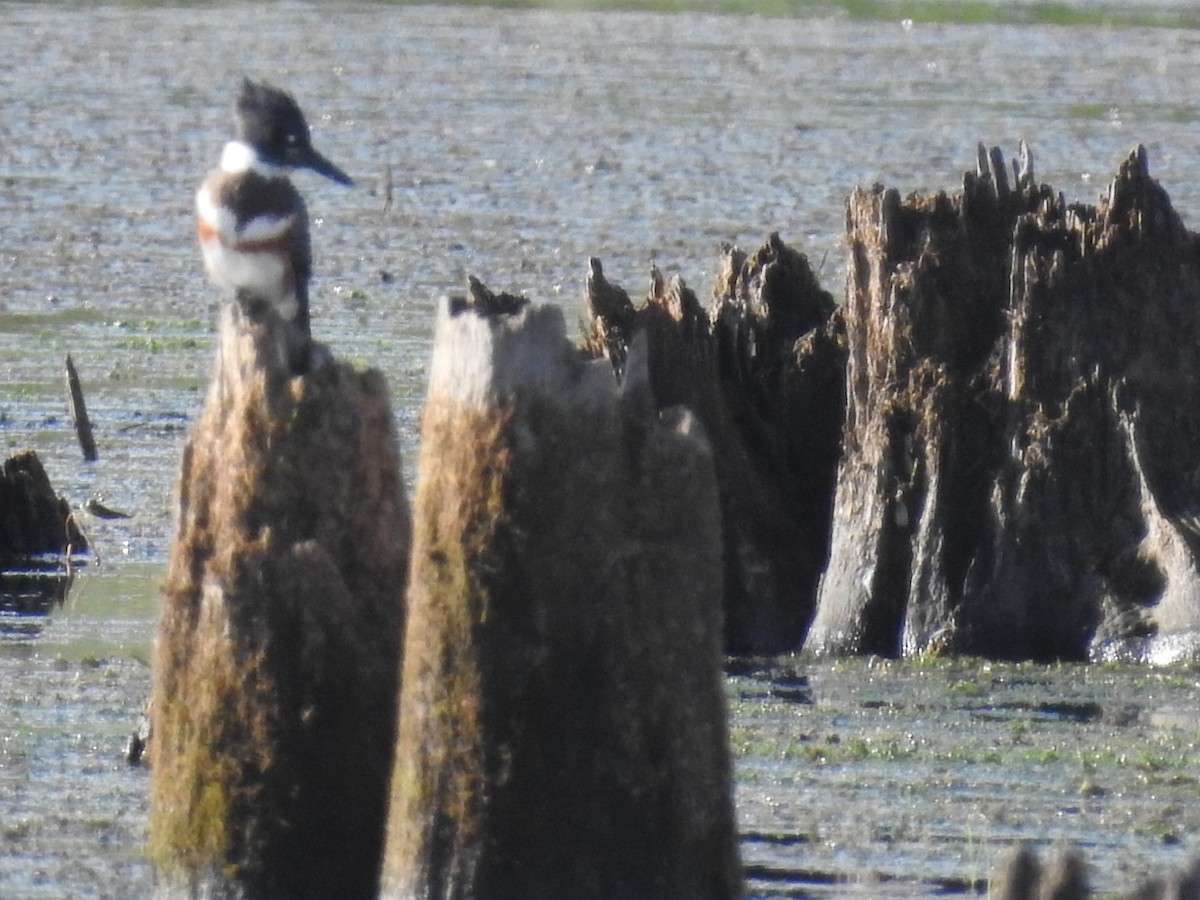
0,560,78,639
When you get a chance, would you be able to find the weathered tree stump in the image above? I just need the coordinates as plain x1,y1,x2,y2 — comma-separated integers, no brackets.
1125,855,1200,900
0,450,88,559
990,844,1088,900
807,143,1200,662
583,235,845,653
382,295,741,899
989,843,1200,899
148,303,409,898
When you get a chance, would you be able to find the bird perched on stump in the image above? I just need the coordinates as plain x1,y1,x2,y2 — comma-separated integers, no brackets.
196,78,353,371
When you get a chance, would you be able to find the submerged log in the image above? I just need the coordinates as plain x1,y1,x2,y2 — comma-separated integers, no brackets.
807,144,1200,662
148,303,409,898
382,295,741,899
583,235,845,653
0,450,88,559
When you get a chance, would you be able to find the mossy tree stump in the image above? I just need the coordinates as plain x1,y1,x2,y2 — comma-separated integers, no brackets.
584,234,845,654
382,295,741,899
149,304,410,898
808,144,1200,662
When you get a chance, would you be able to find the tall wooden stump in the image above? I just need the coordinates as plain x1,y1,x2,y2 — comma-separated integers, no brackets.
807,155,1023,658
584,235,844,653
382,296,741,899
808,144,1200,662
149,305,409,898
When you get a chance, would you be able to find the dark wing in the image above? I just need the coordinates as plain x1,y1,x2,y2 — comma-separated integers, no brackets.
291,193,313,338
224,174,312,338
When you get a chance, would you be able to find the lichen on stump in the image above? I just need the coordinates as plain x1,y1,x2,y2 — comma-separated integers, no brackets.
382,295,741,899
149,304,409,898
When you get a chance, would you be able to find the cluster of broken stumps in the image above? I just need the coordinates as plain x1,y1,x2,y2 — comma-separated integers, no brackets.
148,145,1200,899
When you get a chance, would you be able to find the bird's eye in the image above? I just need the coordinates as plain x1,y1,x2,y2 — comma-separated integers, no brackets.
286,133,298,145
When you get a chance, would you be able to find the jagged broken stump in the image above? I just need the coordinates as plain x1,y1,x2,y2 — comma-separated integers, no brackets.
149,305,410,898
808,144,1200,663
583,236,845,654
382,295,742,899
0,450,88,560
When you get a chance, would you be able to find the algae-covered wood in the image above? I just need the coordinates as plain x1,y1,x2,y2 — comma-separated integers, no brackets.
149,304,409,898
383,296,741,899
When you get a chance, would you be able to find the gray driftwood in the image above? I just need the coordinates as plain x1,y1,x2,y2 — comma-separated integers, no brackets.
148,303,409,899
807,144,1200,662
381,293,741,899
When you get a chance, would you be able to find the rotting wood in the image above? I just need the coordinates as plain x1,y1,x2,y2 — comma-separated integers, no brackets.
988,843,1200,899
583,236,845,653
381,294,741,899
0,449,88,560
989,845,1088,900
807,143,1200,663
65,354,98,462
148,302,409,899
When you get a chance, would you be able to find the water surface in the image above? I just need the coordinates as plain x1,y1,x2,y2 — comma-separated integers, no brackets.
4,2,1200,896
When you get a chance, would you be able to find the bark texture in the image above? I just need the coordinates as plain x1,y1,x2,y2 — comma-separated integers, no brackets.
583,235,845,653
990,843,1200,900
382,295,740,899
0,450,87,559
149,304,409,898
808,144,1200,662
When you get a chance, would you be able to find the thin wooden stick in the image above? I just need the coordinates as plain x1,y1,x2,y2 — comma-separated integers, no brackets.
64,354,98,462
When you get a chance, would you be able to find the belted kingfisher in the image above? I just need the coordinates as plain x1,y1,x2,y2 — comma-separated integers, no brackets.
195,78,352,365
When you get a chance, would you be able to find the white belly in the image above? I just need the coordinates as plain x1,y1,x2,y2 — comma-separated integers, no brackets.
196,181,300,321
199,238,299,321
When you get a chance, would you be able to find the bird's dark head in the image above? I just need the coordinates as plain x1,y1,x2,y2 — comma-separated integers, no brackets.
233,78,353,186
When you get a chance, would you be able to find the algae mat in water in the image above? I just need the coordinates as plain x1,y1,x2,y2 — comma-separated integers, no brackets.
731,656,1200,896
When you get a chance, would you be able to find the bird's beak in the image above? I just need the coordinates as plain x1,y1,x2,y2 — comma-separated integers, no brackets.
294,145,354,186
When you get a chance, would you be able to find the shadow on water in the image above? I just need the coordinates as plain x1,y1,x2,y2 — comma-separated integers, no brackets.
0,558,80,639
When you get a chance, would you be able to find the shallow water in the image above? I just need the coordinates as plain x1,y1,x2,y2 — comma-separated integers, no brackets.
4,2,1200,896
731,658,1200,896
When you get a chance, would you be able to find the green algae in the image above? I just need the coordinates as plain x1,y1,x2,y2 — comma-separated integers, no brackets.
290,0,1200,29
732,656,1200,893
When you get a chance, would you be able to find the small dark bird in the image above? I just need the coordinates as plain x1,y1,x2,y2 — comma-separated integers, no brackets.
195,78,352,362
